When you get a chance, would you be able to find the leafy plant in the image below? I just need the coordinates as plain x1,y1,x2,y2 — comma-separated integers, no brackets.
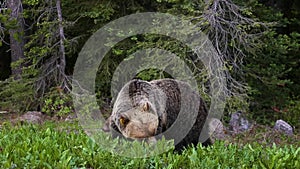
0,77,35,112
41,88,73,117
0,123,299,168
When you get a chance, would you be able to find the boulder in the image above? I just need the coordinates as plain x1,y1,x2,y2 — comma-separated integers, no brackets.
16,111,45,124
274,119,293,136
209,118,228,142
229,111,252,134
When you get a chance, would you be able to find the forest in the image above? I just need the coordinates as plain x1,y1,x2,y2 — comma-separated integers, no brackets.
0,0,299,168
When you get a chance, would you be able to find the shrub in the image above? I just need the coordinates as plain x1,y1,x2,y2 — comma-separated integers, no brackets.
0,123,299,168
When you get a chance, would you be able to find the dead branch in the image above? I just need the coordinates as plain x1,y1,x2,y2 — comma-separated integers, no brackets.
194,0,268,110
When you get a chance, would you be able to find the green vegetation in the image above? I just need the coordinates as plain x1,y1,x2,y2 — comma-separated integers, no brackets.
0,123,299,168
41,88,73,117
0,0,299,128
0,0,299,167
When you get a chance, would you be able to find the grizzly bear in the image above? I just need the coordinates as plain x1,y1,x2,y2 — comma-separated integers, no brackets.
105,78,211,151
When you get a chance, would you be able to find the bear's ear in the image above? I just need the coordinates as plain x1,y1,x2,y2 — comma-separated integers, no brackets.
142,102,150,111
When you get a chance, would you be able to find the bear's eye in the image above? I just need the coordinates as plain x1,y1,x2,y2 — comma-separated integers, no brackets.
119,116,129,127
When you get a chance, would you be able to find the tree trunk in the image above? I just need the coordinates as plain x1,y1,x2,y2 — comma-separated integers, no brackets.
7,0,25,79
56,0,66,84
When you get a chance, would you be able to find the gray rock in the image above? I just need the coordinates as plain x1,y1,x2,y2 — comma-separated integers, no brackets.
274,119,294,136
17,111,45,124
229,111,252,133
209,118,228,141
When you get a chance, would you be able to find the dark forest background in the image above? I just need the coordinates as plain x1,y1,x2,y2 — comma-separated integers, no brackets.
0,0,299,128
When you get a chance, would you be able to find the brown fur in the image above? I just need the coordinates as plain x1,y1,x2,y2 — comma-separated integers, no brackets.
106,78,211,150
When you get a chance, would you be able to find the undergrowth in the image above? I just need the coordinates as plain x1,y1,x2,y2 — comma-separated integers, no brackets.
0,122,299,169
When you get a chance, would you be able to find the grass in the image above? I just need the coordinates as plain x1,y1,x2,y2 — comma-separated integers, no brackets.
0,122,299,169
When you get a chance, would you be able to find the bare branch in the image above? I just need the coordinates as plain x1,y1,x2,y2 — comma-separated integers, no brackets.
193,0,268,111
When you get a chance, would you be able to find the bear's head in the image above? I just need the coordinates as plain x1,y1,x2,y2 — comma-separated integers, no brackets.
117,101,159,139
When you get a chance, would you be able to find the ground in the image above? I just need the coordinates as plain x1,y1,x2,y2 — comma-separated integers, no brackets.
0,111,299,148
